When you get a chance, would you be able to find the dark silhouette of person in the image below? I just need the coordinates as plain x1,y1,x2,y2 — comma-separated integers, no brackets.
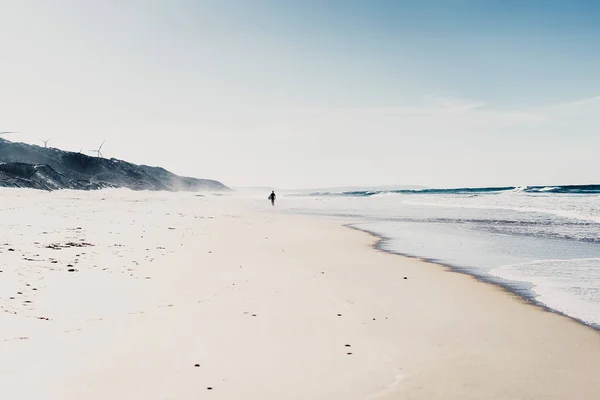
268,191,276,206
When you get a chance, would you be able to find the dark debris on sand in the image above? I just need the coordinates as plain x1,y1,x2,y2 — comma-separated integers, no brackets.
46,241,94,250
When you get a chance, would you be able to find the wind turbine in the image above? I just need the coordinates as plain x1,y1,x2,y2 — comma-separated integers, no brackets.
38,138,51,148
88,141,105,158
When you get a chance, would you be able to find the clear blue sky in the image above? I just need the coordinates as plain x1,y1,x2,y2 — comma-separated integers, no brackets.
1,1,599,188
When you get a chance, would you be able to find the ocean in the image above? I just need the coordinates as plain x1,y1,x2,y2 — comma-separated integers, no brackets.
268,185,600,329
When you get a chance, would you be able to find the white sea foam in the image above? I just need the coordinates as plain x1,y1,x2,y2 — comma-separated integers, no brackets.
400,192,600,224
491,259,600,326
537,186,559,192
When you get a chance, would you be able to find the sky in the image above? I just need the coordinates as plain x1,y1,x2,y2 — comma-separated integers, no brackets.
1,0,599,189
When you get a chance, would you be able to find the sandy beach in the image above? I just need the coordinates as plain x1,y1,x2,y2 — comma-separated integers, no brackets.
1,188,600,399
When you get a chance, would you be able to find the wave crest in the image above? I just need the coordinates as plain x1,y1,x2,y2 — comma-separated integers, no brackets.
304,184,600,197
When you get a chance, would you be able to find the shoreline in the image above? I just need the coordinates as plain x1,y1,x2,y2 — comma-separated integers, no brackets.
347,223,600,334
3,190,600,399
339,215,600,399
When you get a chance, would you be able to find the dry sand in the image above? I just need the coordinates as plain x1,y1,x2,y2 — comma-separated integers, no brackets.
1,188,600,399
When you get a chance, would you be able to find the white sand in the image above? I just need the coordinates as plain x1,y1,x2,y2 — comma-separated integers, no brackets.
1,188,600,399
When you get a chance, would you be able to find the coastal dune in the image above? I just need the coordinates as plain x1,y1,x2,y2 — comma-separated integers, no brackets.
1,189,599,399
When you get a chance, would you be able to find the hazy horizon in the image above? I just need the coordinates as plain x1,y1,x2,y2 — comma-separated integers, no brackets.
1,1,599,189
4,132,599,190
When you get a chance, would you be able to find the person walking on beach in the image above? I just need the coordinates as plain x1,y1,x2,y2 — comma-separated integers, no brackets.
268,191,276,206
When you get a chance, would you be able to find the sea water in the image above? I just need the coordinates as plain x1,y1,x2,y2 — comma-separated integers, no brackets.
273,186,600,328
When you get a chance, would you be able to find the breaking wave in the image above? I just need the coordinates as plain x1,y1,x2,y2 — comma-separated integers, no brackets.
304,184,600,197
